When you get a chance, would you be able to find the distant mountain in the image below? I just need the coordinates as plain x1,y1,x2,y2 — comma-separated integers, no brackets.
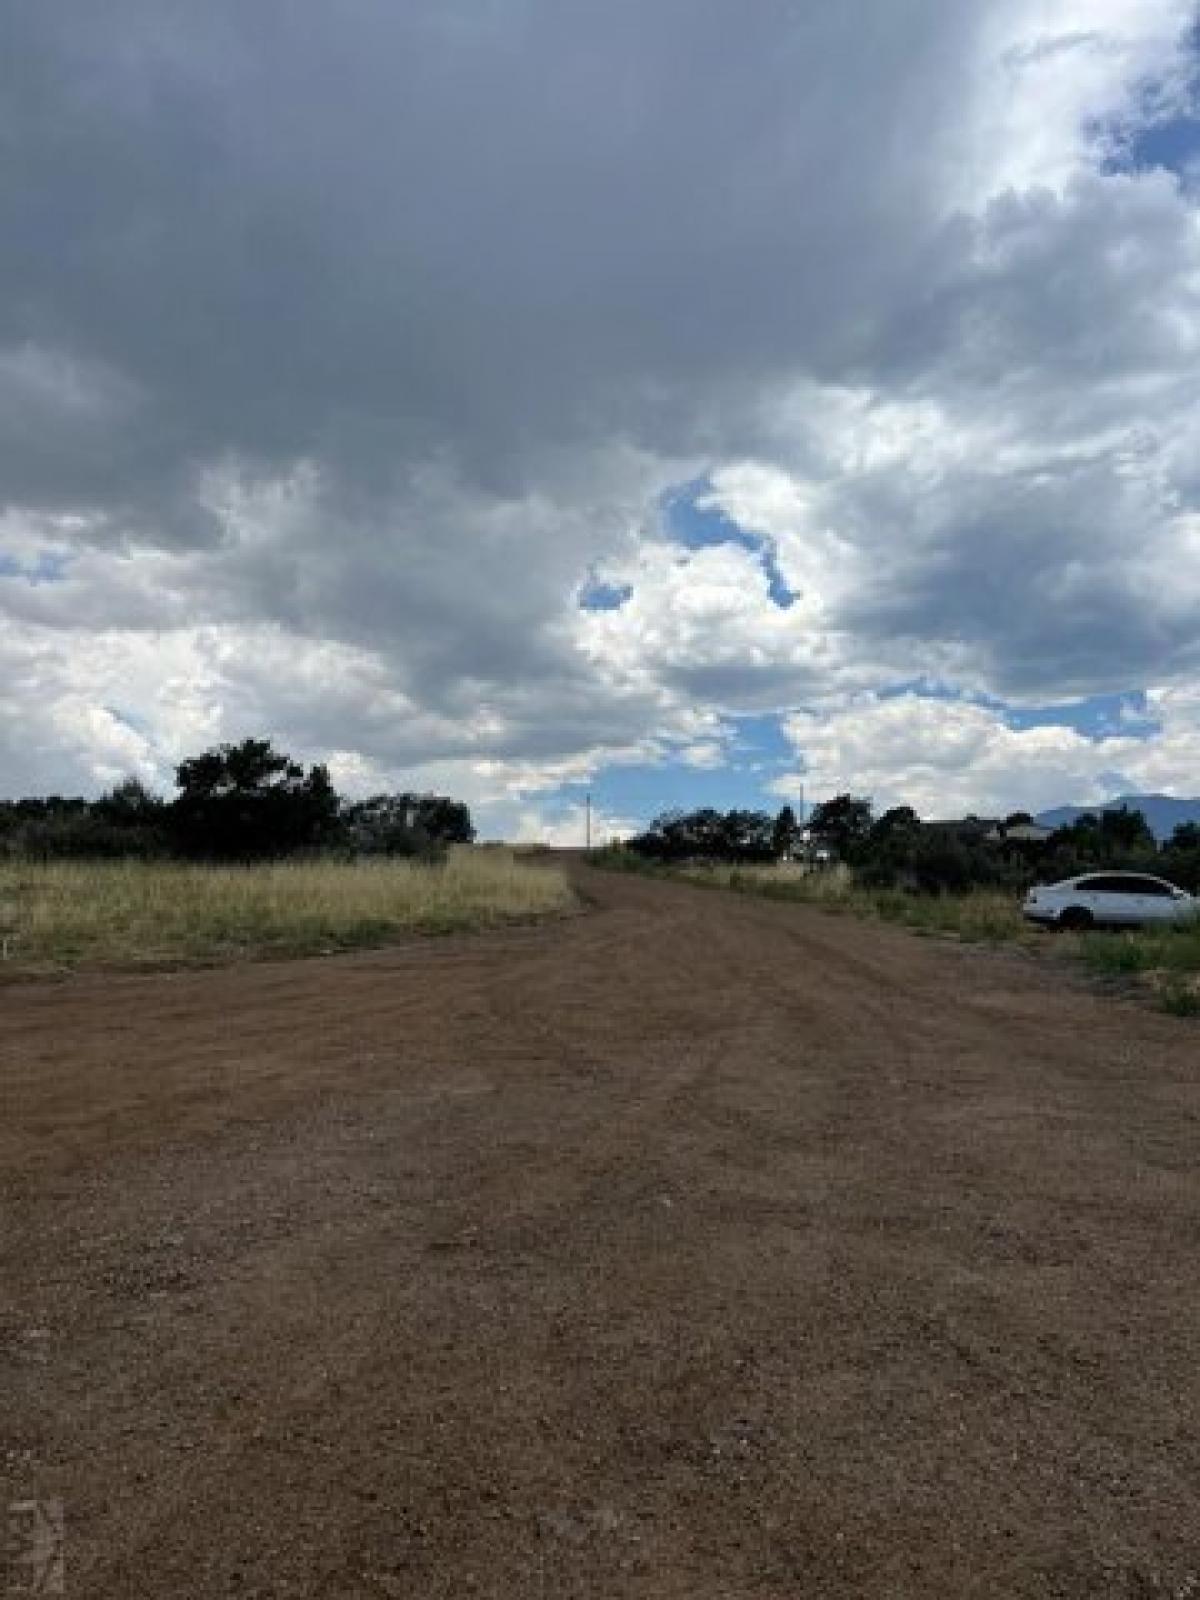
1036,794,1200,843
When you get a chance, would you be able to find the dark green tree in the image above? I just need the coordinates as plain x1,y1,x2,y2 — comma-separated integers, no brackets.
1162,821,1200,893
94,777,165,829
855,805,922,887
807,794,874,861
171,738,339,859
411,794,475,845
771,804,799,860
342,793,475,856
1050,805,1156,867
628,807,775,864
872,805,920,840
1098,805,1156,853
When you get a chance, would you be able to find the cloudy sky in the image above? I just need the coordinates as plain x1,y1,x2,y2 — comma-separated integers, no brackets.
3,1,1200,839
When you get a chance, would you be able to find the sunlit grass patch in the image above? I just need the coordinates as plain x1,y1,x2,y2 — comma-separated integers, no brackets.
673,860,1030,944
1079,920,1200,1006
866,888,1031,944
1159,977,1200,1017
0,850,573,976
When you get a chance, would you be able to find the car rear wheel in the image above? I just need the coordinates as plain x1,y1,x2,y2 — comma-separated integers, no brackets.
1059,905,1094,931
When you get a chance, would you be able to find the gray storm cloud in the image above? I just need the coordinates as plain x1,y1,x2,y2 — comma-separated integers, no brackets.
1,0,1198,819
0,0,982,505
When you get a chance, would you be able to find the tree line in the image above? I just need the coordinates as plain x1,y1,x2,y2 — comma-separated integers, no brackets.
0,738,475,862
624,797,1200,894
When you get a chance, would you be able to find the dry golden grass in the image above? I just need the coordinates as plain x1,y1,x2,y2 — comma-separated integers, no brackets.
0,849,573,975
666,860,1035,942
678,861,853,899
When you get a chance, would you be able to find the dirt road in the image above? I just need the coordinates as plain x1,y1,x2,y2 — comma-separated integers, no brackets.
2,865,1197,1597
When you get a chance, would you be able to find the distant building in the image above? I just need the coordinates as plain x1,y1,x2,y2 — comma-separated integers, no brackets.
985,822,1054,846
923,817,1055,852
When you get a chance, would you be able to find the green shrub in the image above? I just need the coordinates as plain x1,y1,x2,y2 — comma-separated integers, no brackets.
1080,934,1154,977
1161,981,1200,1018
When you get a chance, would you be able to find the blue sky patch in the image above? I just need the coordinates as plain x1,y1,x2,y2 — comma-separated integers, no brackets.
552,689,1159,834
1103,21,1200,179
1000,689,1157,739
873,682,1157,740
578,574,633,612
569,754,778,826
664,480,795,609
1120,113,1200,176
562,712,799,830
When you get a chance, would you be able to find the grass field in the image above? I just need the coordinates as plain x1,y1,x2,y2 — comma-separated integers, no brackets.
674,860,1035,943
0,850,574,975
1079,921,1200,1015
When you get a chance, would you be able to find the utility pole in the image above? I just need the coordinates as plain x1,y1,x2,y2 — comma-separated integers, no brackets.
585,792,592,852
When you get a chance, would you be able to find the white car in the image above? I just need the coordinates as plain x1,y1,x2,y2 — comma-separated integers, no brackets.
1023,871,1197,930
